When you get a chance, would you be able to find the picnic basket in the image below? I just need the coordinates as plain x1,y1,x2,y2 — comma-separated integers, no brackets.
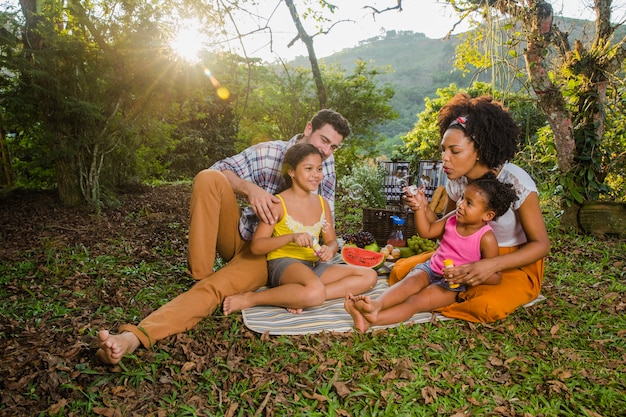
362,208,416,247
364,159,447,246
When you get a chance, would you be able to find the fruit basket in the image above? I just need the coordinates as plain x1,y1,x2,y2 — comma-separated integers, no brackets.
362,208,416,247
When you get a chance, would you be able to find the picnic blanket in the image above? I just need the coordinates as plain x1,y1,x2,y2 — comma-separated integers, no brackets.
241,258,546,335
241,277,447,335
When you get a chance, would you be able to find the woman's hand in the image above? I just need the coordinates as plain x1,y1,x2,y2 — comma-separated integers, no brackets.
404,187,428,211
445,258,499,287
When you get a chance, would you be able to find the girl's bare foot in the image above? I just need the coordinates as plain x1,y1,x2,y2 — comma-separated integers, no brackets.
344,294,372,333
223,293,253,315
96,330,140,365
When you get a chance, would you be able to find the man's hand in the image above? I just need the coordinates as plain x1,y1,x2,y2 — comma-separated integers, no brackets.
248,186,281,225
221,170,281,225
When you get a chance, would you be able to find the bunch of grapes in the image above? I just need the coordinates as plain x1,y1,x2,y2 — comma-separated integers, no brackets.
342,230,376,248
407,235,438,254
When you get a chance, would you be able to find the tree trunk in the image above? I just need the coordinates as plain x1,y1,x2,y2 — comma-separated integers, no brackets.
56,155,83,206
284,0,327,109
521,1,576,173
0,110,15,188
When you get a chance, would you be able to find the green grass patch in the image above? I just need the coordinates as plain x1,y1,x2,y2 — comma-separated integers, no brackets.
1,217,625,416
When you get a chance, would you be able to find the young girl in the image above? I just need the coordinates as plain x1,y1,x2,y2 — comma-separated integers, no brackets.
345,172,518,333
223,143,378,315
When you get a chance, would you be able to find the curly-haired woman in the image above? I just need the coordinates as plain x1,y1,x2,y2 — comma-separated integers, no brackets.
429,93,550,322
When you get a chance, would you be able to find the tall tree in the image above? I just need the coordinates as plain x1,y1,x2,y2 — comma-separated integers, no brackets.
452,0,626,211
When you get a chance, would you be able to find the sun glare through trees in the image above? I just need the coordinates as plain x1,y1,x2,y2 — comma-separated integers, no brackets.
168,19,208,64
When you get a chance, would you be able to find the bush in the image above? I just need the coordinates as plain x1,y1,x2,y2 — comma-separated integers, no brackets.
336,161,386,235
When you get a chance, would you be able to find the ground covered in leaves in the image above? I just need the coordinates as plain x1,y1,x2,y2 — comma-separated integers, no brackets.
1,184,625,416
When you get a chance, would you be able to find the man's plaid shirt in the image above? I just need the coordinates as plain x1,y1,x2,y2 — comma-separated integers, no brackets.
210,135,336,240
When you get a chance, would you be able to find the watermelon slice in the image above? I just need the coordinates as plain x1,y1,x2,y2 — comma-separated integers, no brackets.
341,246,386,269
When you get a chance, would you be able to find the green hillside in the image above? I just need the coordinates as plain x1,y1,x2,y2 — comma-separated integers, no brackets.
315,30,468,140
290,17,624,143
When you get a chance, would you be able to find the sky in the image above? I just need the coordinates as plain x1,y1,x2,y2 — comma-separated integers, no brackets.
235,0,610,61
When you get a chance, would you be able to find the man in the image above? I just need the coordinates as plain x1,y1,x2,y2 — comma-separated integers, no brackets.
96,109,350,364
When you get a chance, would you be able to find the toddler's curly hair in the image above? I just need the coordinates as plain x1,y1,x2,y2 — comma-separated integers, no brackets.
437,93,520,169
469,172,518,219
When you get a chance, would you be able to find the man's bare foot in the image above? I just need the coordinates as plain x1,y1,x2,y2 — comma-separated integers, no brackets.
344,294,372,333
223,293,254,315
96,330,140,365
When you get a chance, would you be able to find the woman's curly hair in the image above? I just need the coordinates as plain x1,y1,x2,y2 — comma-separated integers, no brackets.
437,93,520,169
470,172,518,219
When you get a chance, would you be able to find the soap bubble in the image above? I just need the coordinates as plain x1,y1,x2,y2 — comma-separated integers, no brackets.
348,184,364,201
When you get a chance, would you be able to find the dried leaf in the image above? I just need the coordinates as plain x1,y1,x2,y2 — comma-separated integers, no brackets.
550,324,560,336
48,399,68,415
333,381,351,398
92,407,121,417
181,361,196,373
489,355,504,366
303,391,328,402
224,402,239,417
421,386,438,404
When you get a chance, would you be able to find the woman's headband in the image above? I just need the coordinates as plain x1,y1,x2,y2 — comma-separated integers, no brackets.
449,115,468,129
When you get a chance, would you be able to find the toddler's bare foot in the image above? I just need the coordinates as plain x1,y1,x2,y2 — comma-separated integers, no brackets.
96,330,140,365
286,307,303,314
223,293,253,315
351,294,380,324
344,294,372,333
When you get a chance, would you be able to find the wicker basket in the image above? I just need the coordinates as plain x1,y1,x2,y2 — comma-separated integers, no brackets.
363,208,417,246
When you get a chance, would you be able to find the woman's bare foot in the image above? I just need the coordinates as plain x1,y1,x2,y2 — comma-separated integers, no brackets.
96,330,140,365
344,294,372,333
223,293,254,315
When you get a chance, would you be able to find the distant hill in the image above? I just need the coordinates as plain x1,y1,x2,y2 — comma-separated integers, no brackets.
289,17,624,144
295,30,468,140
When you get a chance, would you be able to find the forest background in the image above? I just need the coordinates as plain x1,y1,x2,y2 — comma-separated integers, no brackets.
1,0,625,216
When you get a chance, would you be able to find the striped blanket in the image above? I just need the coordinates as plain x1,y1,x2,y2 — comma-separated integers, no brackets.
241,277,449,335
241,259,546,335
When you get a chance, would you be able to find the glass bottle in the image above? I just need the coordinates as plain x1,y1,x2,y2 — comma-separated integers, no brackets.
387,215,406,247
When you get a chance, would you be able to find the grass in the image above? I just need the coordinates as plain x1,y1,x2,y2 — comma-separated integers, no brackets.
1,195,625,416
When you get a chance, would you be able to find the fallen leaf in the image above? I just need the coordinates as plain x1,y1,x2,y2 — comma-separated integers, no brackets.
333,381,350,398
550,324,560,336
181,361,196,373
303,391,327,402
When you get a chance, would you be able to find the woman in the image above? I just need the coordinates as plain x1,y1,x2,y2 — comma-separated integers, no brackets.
424,93,550,323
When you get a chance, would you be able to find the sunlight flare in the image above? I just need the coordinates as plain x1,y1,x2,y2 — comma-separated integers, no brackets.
169,19,208,63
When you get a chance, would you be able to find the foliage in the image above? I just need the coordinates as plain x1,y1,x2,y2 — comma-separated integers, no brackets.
447,1,626,207
0,1,241,206
235,63,317,151
321,30,469,141
400,82,546,166
336,160,387,234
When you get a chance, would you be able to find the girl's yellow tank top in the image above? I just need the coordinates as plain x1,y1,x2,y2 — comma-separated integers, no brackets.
267,194,326,262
